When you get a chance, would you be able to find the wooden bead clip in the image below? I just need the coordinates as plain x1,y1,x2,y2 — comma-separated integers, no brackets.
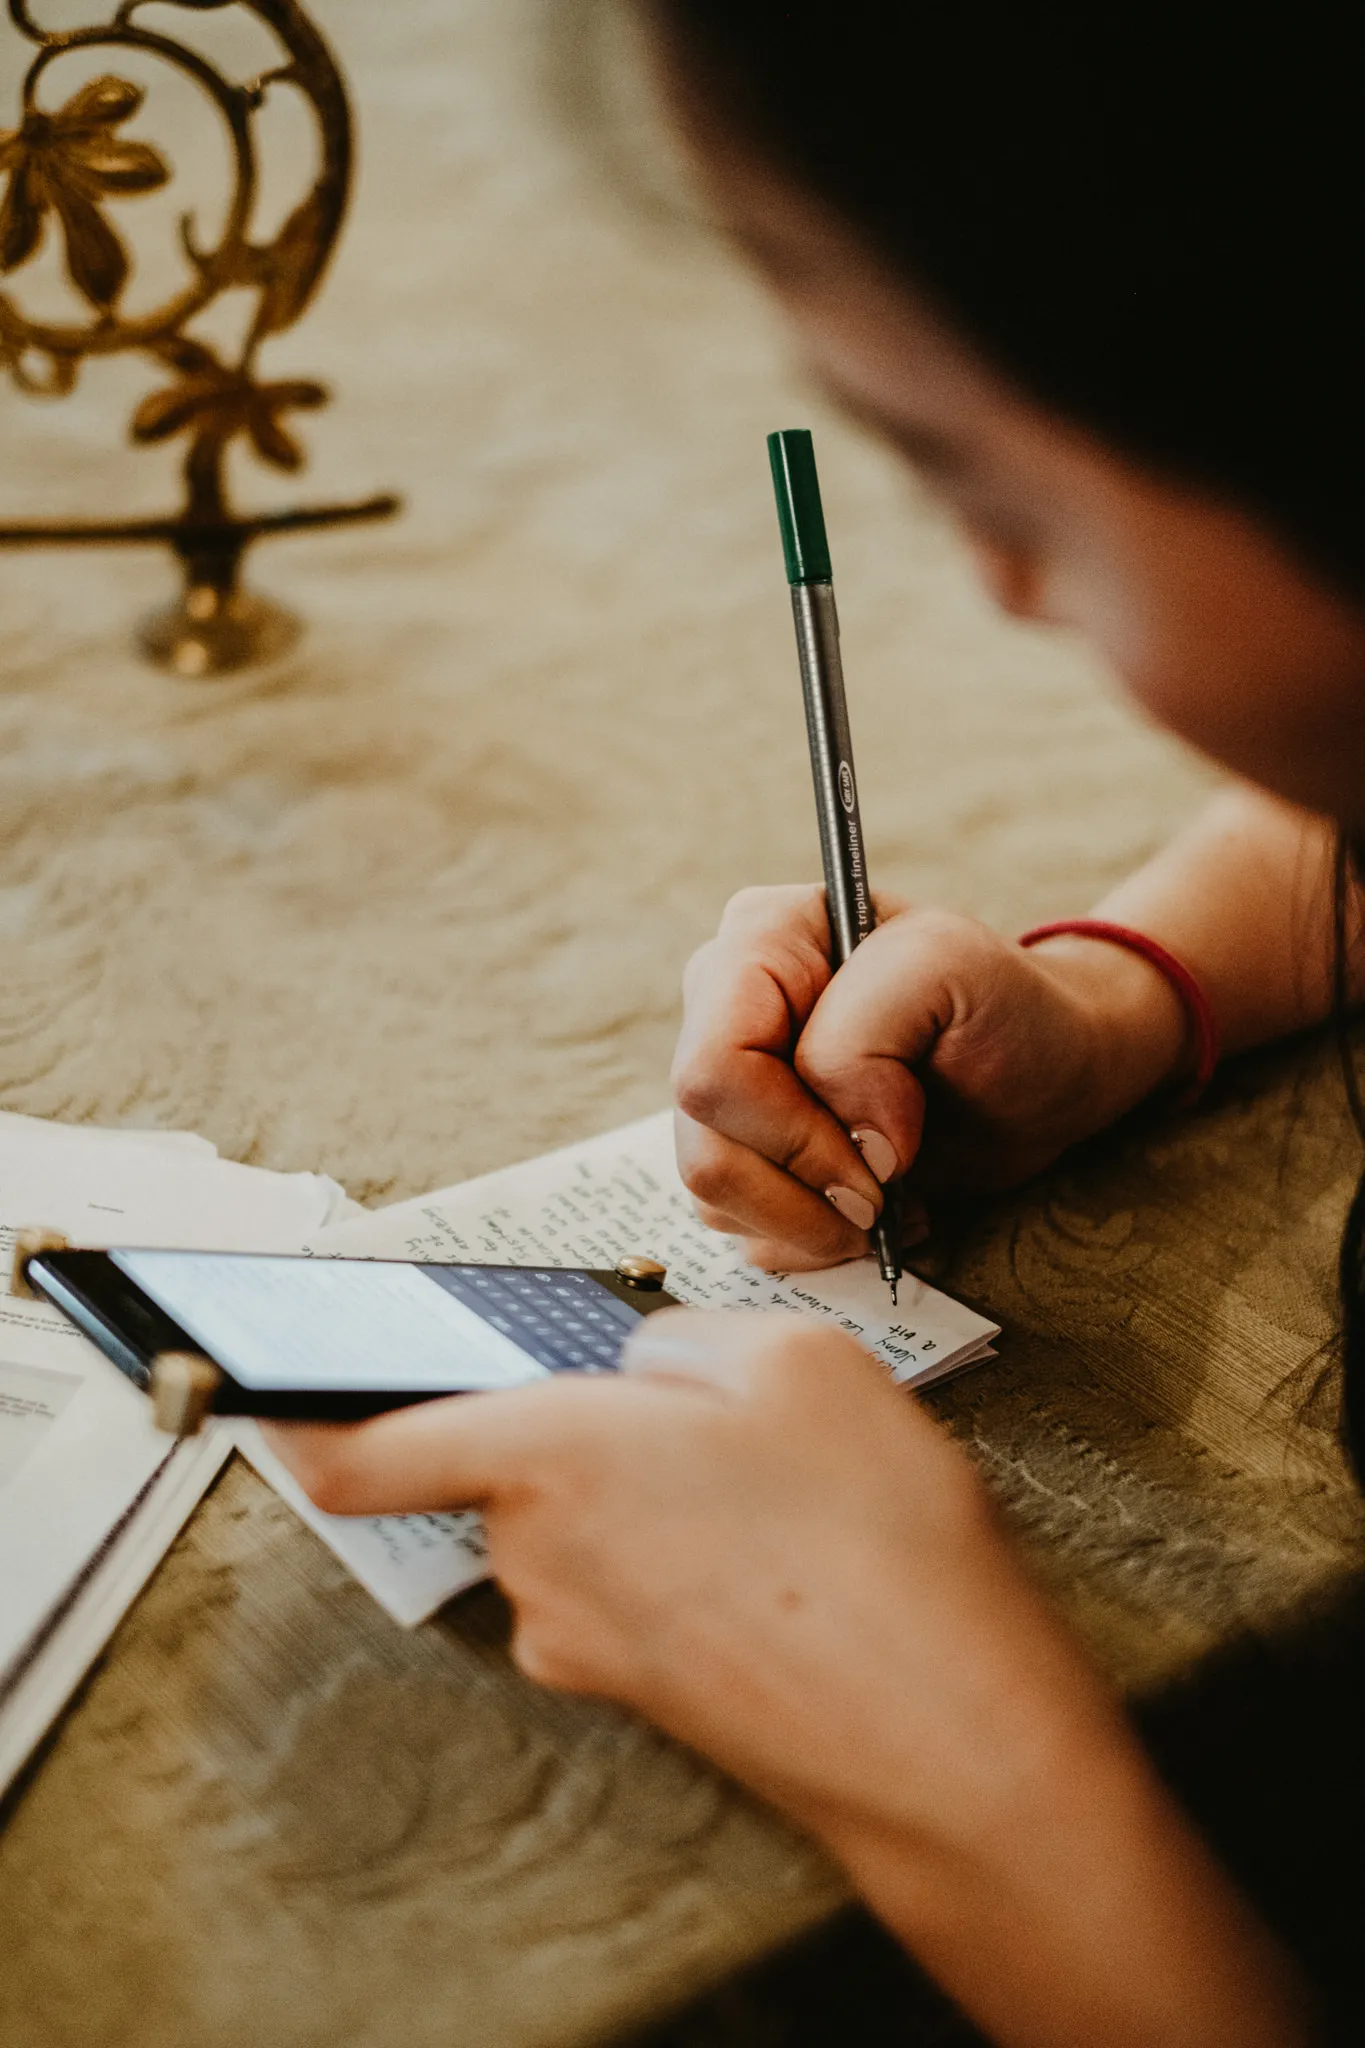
10,1228,219,1437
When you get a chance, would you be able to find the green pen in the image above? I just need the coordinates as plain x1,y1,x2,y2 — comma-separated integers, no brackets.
767,428,902,1304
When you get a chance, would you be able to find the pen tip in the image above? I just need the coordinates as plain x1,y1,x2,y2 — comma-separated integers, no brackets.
889,1279,898,1307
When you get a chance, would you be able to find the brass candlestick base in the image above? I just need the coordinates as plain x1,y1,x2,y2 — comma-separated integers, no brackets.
0,493,400,675
0,0,400,674
140,586,298,680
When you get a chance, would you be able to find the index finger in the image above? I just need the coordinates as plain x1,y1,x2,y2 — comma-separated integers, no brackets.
672,888,882,1201
259,1377,622,1518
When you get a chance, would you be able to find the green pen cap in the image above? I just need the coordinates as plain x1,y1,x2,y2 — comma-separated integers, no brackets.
767,428,832,585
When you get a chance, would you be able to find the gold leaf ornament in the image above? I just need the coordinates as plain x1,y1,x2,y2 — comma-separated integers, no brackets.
255,188,329,335
132,361,327,473
0,74,169,308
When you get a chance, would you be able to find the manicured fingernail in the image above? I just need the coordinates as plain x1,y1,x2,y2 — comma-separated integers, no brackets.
825,1184,877,1231
851,1128,898,1183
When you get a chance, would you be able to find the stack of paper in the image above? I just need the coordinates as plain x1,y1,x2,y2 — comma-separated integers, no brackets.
0,1113,355,1797
240,1111,999,1626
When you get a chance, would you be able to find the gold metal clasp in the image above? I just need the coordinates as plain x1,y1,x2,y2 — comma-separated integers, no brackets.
614,1256,667,1291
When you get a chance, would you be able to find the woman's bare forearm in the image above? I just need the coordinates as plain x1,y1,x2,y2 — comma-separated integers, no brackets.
1026,787,1352,1120
830,1720,1313,2048
1094,784,1348,1051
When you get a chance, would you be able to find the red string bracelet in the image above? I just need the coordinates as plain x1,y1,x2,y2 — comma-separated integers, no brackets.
1018,918,1219,1102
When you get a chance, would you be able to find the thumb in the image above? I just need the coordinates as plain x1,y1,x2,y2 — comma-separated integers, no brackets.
621,1305,798,1398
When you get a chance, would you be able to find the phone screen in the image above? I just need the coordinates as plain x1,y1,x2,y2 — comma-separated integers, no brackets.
108,1252,644,1394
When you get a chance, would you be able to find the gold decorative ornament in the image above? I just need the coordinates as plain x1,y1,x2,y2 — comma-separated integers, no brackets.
0,0,398,675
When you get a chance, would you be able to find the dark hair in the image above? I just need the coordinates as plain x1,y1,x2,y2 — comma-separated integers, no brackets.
656,0,1365,1472
654,2,1365,601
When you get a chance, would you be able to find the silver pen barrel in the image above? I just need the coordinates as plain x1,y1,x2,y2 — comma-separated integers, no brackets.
789,579,902,1299
789,580,873,965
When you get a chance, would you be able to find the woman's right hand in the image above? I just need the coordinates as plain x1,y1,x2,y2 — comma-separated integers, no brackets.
672,884,1190,1269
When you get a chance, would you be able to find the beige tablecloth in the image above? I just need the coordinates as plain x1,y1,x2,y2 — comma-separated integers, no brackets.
1,4,1363,2044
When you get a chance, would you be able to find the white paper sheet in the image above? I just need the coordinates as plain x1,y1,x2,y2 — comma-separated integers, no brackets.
265,1111,999,1626
0,1117,355,1795
0,1424,230,1796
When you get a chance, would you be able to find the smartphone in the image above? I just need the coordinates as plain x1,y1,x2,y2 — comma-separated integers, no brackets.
22,1246,679,1431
